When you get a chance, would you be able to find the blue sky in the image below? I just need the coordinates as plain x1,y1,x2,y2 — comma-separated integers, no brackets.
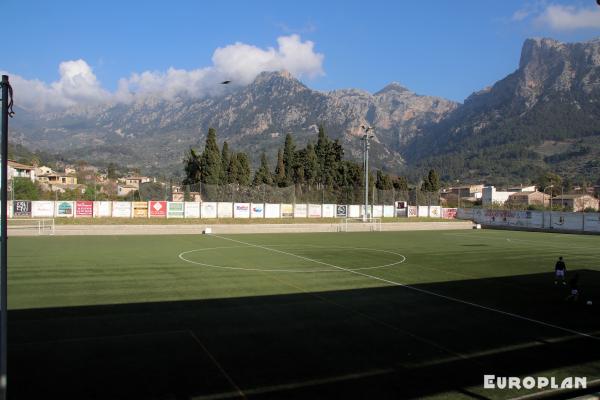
4,0,600,109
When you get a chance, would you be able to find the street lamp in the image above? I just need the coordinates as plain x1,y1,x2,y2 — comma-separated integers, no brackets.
361,125,374,222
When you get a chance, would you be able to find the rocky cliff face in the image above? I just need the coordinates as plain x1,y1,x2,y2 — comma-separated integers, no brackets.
405,37,600,182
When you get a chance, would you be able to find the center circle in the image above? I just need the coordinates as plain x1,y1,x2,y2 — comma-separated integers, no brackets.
178,245,406,273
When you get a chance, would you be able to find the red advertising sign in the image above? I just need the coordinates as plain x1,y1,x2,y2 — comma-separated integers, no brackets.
442,208,457,219
149,201,167,217
75,201,93,217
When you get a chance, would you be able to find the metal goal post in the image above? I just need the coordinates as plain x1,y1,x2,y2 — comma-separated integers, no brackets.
7,219,55,235
340,217,382,232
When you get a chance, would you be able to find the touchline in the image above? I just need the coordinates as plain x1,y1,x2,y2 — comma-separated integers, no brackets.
484,375,587,390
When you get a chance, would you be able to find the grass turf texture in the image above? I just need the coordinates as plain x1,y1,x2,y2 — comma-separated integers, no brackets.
8,230,600,399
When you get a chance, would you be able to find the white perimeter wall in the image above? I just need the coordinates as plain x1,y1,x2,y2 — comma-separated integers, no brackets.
460,208,600,234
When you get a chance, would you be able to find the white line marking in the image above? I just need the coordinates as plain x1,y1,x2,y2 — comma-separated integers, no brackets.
178,244,406,273
262,270,484,368
211,235,599,341
191,368,396,400
188,330,246,399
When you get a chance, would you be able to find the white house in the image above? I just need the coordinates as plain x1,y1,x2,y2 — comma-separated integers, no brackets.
118,184,138,197
8,160,36,182
35,165,54,176
482,186,517,206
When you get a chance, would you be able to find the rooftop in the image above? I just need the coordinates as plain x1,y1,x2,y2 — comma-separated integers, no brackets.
8,160,35,170
553,194,595,200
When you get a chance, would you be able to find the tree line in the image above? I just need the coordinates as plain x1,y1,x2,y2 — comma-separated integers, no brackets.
182,126,430,195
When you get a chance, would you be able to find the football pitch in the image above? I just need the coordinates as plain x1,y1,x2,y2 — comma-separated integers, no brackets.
7,229,600,399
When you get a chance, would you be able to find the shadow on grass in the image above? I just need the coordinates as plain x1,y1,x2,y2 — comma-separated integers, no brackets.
8,269,600,400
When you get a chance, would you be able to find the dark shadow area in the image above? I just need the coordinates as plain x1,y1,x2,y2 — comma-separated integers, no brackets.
8,270,600,399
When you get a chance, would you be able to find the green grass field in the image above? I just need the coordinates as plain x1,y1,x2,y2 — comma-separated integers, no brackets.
8,229,600,399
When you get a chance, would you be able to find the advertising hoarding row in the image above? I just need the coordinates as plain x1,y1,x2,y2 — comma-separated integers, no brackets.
9,201,470,222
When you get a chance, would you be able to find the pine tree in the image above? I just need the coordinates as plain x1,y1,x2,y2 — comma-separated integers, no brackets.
393,176,409,191
200,128,221,185
220,141,230,185
253,152,273,186
274,149,286,187
236,153,251,186
376,170,393,190
283,133,296,186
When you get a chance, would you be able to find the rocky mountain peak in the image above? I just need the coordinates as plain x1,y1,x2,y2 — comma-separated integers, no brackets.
375,82,410,96
519,37,565,70
252,70,297,85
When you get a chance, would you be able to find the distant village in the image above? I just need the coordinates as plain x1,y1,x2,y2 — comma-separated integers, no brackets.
7,159,600,211
440,184,599,212
7,160,200,202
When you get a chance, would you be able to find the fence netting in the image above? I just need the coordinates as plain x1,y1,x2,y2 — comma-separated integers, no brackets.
175,183,440,205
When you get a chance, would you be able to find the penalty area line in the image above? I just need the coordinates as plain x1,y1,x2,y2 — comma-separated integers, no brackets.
211,234,599,342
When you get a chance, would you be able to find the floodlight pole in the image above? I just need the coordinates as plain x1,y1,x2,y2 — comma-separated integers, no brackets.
0,75,10,400
361,126,374,222
544,185,554,228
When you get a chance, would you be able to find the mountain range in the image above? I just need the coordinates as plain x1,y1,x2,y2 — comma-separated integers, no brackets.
10,37,600,184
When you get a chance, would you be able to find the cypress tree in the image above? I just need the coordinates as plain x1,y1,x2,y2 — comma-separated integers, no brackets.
304,143,319,187
274,149,286,187
227,155,240,184
294,149,306,185
200,128,221,185
427,169,440,192
220,141,230,184
315,125,330,185
253,152,273,186
236,153,251,186
183,148,201,185
283,133,296,186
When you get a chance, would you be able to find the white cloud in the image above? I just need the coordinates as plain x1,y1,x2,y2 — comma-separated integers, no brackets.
7,35,324,111
535,4,600,30
5,59,110,111
211,34,324,85
510,1,548,22
512,9,532,22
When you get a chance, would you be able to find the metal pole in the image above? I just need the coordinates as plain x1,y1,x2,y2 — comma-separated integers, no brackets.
361,126,374,221
365,135,369,221
550,187,553,228
1,75,10,399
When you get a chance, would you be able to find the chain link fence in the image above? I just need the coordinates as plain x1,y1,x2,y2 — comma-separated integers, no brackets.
175,183,440,206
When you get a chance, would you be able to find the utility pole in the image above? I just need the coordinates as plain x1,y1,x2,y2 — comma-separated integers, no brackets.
1,74,14,400
361,125,374,222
